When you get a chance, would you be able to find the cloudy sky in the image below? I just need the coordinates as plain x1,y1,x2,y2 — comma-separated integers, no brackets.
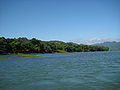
0,0,120,44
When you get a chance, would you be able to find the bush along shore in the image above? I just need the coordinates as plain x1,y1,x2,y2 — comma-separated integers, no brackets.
0,37,109,55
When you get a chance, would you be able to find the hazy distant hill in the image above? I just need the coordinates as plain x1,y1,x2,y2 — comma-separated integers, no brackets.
93,41,120,50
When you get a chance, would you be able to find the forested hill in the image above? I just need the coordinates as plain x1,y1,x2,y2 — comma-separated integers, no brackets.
94,41,120,50
0,37,109,55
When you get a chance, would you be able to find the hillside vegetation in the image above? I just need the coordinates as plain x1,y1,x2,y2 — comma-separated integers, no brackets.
0,37,109,55
94,41,120,50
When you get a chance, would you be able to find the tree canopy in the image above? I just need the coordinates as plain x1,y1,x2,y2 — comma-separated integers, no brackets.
0,37,109,55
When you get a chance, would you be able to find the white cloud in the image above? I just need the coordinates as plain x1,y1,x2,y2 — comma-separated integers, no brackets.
70,38,120,45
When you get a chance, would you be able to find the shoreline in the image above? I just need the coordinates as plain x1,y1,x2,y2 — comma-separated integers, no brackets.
0,54,58,59
0,50,113,56
0,51,119,59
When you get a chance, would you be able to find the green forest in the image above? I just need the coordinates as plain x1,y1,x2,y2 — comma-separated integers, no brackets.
0,37,109,55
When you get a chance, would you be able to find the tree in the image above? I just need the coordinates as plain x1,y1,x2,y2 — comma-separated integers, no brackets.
0,37,109,55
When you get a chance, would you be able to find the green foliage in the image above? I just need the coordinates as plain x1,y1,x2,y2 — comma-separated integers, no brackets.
0,37,109,55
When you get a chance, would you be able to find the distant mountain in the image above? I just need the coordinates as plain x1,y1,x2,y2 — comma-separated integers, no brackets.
93,41,120,50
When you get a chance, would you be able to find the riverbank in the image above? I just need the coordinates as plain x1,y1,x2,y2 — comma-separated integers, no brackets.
0,49,111,56
0,54,58,59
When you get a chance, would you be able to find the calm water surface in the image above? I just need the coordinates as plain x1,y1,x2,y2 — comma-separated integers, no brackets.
0,51,120,90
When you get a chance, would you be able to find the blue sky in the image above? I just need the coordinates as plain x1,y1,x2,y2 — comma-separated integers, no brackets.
0,0,120,44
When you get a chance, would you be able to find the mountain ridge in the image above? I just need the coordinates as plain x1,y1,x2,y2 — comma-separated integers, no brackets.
93,41,120,50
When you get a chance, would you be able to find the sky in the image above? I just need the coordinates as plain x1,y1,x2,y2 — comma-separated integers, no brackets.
0,0,120,44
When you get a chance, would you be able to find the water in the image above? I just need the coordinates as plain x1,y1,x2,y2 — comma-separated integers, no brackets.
0,51,120,90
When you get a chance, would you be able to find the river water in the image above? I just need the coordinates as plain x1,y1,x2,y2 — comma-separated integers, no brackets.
0,51,120,90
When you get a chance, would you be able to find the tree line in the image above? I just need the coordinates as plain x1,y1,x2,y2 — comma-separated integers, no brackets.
0,37,109,55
